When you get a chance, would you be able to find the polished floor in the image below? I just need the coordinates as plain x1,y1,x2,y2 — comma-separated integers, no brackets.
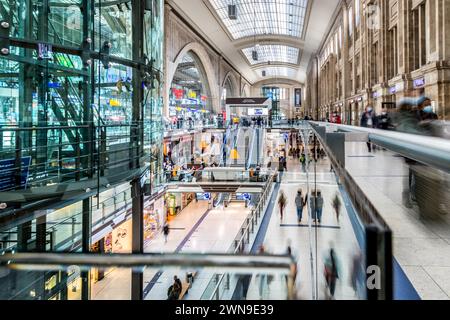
346,142,450,299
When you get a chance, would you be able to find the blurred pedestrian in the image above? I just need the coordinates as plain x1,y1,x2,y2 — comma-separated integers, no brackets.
278,191,287,221
332,193,342,223
324,248,340,299
163,222,170,243
360,106,378,152
295,189,308,223
310,190,324,223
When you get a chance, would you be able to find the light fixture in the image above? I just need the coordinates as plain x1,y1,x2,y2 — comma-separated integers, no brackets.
262,70,266,77
252,49,258,61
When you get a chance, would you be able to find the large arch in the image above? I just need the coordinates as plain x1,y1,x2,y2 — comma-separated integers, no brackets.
221,71,239,97
241,84,250,97
165,42,220,116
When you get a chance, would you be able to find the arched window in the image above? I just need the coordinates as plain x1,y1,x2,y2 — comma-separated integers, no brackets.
169,51,212,119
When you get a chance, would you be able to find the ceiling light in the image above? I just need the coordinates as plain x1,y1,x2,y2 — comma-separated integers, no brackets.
252,50,258,61
228,4,237,20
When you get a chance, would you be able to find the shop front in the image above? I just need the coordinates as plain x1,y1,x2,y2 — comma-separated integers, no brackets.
90,218,132,292
164,192,196,219
143,194,166,244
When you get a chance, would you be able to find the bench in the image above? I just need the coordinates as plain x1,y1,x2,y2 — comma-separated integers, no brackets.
179,271,198,300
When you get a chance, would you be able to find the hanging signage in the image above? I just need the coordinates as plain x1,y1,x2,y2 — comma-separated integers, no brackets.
295,88,302,107
0,156,31,191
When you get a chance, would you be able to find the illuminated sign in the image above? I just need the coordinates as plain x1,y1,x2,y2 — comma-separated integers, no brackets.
413,78,425,88
188,90,197,99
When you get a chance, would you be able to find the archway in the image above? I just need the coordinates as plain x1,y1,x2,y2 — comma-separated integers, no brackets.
166,43,220,118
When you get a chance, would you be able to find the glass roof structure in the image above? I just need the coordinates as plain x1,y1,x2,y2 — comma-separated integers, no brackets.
258,66,298,78
208,0,309,40
242,45,299,65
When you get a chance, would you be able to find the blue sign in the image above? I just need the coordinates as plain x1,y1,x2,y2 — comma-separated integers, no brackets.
196,193,211,201
413,78,425,88
48,82,62,89
236,193,251,201
0,156,31,191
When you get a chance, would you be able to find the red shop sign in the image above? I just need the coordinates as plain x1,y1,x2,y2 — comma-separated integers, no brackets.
172,88,184,99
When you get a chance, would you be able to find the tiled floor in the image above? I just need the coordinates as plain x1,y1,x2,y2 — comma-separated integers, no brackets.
345,142,450,300
247,148,361,300
91,200,250,300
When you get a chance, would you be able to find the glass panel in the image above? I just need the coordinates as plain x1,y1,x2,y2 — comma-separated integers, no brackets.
242,45,299,65
208,0,309,39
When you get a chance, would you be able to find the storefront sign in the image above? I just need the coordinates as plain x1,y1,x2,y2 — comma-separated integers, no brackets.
188,90,197,99
413,78,425,88
389,86,397,94
172,88,184,99
0,156,31,191
109,99,120,107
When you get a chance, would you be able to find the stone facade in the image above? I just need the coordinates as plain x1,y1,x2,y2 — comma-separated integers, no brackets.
164,4,251,116
305,0,450,123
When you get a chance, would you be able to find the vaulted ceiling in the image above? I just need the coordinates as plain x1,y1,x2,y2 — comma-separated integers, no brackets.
167,0,340,85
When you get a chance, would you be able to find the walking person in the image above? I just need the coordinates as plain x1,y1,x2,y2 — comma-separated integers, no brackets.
278,191,287,221
324,248,340,299
295,189,308,223
332,193,342,223
310,190,324,223
360,106,378,152
167,275,182,300
300,153,306,172
163,222,170,243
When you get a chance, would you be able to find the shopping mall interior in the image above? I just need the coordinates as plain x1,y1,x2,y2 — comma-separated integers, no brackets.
0,0,450,302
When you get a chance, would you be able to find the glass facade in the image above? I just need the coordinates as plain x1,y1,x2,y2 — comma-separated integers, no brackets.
0,0,164,194
0,0,164,300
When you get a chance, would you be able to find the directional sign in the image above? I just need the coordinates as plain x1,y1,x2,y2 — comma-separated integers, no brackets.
0,156,31,191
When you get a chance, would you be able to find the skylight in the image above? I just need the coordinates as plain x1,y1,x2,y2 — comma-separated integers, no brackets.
258,66,298,78
208,0,309,40
242,45,299,65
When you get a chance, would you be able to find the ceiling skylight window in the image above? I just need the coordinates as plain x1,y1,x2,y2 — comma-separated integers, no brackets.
242,45,299,65
208,0,309,39
258,66,298,78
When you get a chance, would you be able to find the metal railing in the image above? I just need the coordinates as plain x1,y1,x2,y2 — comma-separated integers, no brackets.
201,171,276,300
0,252,296,300
311,121,450,173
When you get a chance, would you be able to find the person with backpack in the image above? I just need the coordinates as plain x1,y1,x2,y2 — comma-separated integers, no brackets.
295,189,308,223
167,275,182,300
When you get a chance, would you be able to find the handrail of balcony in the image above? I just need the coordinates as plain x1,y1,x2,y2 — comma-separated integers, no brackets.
310,121,450,173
